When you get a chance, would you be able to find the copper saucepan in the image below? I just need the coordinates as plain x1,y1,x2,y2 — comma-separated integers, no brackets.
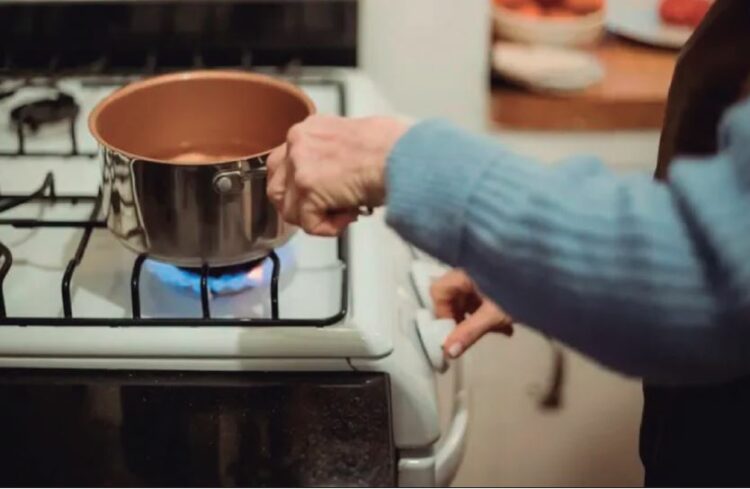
89,70,315,267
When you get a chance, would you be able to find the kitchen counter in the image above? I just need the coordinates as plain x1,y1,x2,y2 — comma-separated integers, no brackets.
491,36,677,131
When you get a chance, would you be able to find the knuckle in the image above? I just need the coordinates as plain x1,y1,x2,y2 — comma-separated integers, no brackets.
294,170,314,189
266,186,282,205
300,216,316,233
300,215,318,234
288,145,307,164
287,123,305,143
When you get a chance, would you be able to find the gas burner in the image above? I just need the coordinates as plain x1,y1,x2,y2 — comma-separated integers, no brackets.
10,91,80,132
145,244,295,296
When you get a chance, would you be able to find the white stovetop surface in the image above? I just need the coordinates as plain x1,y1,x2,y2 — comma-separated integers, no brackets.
0,69,419,364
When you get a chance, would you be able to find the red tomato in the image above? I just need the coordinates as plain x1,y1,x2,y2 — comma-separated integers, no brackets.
516,3,544,16
686,0,711,27
660,0,711,28
563,0,604,14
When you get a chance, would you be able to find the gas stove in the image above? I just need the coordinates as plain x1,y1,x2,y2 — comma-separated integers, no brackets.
0,1,468,485
0,70,467,486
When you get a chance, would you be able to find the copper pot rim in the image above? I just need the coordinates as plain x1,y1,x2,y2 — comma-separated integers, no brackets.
88,69,317,165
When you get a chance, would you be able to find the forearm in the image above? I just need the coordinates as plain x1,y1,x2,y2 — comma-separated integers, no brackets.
386,120,750,384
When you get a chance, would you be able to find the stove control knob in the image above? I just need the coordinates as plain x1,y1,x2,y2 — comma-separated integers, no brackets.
415,309,456,373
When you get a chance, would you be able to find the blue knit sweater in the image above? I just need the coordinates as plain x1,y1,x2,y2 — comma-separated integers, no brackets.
385,99,750,385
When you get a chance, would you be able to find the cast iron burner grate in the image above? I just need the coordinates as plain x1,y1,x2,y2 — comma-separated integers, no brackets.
1,84,88,158
11,91,80,132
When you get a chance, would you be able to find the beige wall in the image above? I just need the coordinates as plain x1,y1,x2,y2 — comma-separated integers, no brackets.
359,0,491,131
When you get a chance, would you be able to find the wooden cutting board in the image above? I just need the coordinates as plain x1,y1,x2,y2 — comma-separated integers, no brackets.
490,36,678,131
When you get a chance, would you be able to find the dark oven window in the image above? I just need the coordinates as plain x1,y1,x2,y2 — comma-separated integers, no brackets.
0,1,358,74
0,370,395,487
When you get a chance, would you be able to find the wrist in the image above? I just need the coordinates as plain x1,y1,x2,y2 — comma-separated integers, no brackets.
366,116,412,206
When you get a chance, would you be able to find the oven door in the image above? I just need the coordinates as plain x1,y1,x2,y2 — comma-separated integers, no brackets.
0,370,396,487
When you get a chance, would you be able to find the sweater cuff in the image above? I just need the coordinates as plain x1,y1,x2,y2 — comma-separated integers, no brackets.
385,119,502,265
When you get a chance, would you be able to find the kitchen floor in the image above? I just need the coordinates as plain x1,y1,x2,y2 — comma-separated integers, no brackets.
449,327,644,487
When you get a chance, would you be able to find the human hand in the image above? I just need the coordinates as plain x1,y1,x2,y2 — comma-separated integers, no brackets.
266,115,411,236
430,269,514,359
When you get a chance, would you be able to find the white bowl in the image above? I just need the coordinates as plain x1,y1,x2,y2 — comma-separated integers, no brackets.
493,4,605,47
492,41,605,92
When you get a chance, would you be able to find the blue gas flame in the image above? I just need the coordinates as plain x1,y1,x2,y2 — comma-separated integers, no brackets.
145,243,295,295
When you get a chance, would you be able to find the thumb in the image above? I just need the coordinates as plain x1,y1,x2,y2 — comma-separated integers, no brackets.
443,302,513,359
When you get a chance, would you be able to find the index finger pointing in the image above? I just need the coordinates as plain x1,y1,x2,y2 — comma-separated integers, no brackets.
443,302,514,359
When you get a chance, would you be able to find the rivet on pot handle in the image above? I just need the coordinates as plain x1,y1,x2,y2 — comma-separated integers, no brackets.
213,166,267,195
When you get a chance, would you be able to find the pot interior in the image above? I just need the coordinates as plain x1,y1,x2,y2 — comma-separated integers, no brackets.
89,71,314,164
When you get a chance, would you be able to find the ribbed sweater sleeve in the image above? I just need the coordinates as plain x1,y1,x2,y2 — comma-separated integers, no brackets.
385,100,750,385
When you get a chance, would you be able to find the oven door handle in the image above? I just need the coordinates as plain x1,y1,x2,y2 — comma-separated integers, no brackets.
435,356,469,486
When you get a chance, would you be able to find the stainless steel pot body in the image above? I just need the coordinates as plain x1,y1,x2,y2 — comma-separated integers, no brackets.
101,148,290,267
90,70,314,267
